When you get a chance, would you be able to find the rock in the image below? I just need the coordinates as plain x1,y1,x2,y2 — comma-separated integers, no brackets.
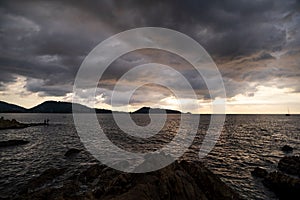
253,156,300,199
133,152,174,173
0,117,46,130
112,160,130,170
26,168,66,191
0,118,25,129
263,171,300,200
278,156,300,176
100,160,243,200
281,145,293,153
251,167,268,178
64,148,82,157
78,164,105,183
60,180,80,196
16,181,84,200
180,160,242,200
16,161,243,200
0,140,29,148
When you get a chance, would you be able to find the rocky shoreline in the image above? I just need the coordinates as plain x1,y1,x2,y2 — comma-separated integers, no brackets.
252,155,300,200
12,154,243,200
0,117,46,130
0,117,48,148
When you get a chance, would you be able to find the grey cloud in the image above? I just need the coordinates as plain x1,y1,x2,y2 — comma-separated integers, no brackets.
0,0,299,106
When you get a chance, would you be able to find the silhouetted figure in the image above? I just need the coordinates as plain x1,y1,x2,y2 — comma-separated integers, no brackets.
43,119,49,125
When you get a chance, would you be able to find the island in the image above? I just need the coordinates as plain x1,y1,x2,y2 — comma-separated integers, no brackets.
0,117,46,130
132,107,182,114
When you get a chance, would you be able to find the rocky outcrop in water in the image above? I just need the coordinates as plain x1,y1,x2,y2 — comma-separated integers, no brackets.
0,117,46,130
252,156,300,200
263,171,300,199
281,145,293,153
0,139,29,147
64,148,82,157
278,156,300,176
0,117,27,129
251,167,268,178
15,160,243,200
26,168,66,192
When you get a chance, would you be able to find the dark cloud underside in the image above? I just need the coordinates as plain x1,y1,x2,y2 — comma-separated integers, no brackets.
0,0,299,103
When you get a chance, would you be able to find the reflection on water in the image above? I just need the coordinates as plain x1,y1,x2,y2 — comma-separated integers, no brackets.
0,114,299,199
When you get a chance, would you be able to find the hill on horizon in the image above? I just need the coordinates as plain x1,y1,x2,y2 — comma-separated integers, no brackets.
0,101,183,114
0,101,27,113
28,101,92,113
0,101,112,113
132,106,182,114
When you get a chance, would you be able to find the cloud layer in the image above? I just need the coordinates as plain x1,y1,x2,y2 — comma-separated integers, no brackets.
0,0,300,112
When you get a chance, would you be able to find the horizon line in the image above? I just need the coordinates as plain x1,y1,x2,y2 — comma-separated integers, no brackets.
1,100,299,115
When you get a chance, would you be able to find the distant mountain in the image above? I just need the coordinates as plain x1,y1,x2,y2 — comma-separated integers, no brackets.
132,107,181,114
0,101,181,114
95,108,112,114
0,101,112,113
28,101,93,113
0,101,27,113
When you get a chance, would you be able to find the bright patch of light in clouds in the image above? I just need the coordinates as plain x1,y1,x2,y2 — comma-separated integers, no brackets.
1,76,300,114
0,76,72,108
227,86,300,114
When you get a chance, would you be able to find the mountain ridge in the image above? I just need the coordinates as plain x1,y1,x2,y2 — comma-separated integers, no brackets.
0,100,112,113
0,101,181,114
132,106,182,114
0,101,27,113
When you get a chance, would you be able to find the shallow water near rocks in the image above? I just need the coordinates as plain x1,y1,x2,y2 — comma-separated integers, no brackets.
0,114,299,199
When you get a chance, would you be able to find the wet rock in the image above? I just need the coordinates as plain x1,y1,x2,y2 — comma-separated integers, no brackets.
99,160,243,200
0,118,25,129
180,160,242,200
278,156,300,176
112,160,130,170
16,161,243,200
64,148,82,157
101,163,206,200
281,145,293,153
16,182,84,200
133,152,174,173
0,140,29,147
26,168,66,191
263,171,300,200
60,180,81,196
251,167,268,178
0,117,45,130
78,164,105,183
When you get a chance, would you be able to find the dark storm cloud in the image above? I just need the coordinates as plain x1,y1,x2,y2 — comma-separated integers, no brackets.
0,0,299,101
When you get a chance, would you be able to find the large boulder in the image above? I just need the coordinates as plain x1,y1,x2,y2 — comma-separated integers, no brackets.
281,145,293,153
16,181,83,200
100,162,208,200
78,164,106,183
278,156,300,176
64,148,82,157
25,168,66,192
16,160,243,200
251,167,268,178
0,118,25,129
263,171,300,200
98,159,242,200
0,140,29,147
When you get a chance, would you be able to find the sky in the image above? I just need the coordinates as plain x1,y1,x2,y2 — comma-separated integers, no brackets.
0,0,300,114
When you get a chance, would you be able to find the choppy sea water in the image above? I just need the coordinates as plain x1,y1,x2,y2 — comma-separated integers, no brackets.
0,114,299,199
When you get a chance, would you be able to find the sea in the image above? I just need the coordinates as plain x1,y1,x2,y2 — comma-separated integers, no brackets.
0,114,299,199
